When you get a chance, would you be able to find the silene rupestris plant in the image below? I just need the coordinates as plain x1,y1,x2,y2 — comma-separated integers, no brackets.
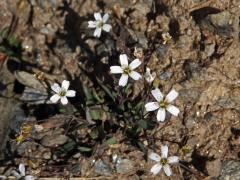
45,12,181,177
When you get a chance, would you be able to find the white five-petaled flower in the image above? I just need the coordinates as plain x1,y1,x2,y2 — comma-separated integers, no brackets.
144,67,156,83
110,54,142,87
149,146,179,176
145,88,180,122
12,164,35,180
50,80,76,105
88,12,112,38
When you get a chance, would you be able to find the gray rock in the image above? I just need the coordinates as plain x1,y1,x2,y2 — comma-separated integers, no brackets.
41,133,69,147
15,71,49,105
136,32,148,49
20,87,48,105
156,44,168,58
116,158,135,174
0,62,16,159
94,160,113,176
96,39,115,56
70,163,81,176
17,141,37,155
9,104,26,133
208,11,231,28
104,0,152,12
204,43,216,57
206,159,222,177
1,101,25,159
39,25,56,36
160,71,172,80
179,88,201,103
204,11,233,37
128,30,148,49
185,117,197,129
183,60,201,79
31,0,61,9
43,151,52,159
14,71,46,92
218,161,240,180
204,112,219,121
215,97,238,109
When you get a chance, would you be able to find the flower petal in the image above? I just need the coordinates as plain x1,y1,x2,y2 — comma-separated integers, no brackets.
51,83,60,93
11,170,21,179
119,74,128,87
119,54,128,66
166,105,180,116
146,67,151,73
94,28,102,37
61,96,68,105
129,71,141,80
50,94,61,103
150,164,162,175
102,24,112,32
165,89,178,102
145,68,151,80
129,59,141,70
149,152,161,162
62,80,70,90
25,175,35,180
168,156,179,164
110,66,123,74
94,12,102,21
161,145,168,158
88,21,96,28
145,102,159,112
163,164,172,176
145,67,156,83
102,13,109,23
66,90,76,97
19,164,25,176
157,108,166,122
151,88,163,102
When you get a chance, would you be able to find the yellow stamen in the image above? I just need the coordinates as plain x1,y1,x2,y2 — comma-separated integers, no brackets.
16,134,24,143
97,21,104,28
159,100,168,108
123,67,131,74
59,90,66,97
160,158,168,165
21,124,32,134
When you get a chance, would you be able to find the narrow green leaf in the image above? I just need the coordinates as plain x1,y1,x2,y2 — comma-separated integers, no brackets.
138,120,148,129
137,141,147,153
92,88,104,103
78,146,92,152
89,109,101,120
89,128,99,139
106,137,117,145
96,77,116,102
82,85,94,104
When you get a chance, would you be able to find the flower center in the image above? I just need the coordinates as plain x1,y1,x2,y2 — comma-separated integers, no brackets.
160,158,168,165
97,21,104,28
159,100,168,108
123,67,131,74
58,89,66,97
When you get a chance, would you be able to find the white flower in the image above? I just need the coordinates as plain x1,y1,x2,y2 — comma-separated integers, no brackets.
110,54,142,87
88,12,112,38
50,80,76,105
149,146,179,176
145,88,179,122
12,164,35,180
162,32,172,44
144,67,156,83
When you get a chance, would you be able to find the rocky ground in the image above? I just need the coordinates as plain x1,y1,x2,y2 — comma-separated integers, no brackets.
0,0,240,179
